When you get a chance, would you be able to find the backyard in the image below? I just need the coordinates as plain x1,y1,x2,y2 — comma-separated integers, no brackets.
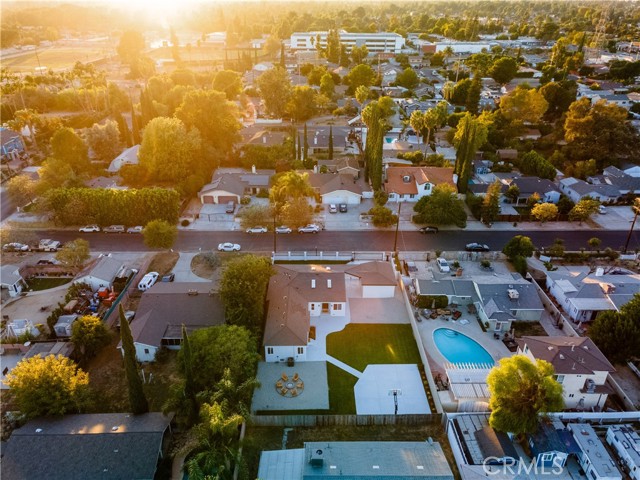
327,324,422,372
25,277,72,291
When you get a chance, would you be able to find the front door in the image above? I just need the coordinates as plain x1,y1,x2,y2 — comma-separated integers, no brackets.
322,303,329,313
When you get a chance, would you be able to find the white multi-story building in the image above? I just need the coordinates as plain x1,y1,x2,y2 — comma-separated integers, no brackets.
290,31,404,54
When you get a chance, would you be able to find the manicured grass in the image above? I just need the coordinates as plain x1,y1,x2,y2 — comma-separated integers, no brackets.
26,277,72,291
512,321,547,337
327,324,422,372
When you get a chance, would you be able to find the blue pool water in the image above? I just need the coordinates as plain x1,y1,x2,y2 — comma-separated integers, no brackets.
433,328,494,365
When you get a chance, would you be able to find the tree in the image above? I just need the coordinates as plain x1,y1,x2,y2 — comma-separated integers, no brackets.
362,98,394,190
413,184,467,227
568,198,600,224
589,294,640,364
351,45,369,65
280,196,313,228
499,86,548,124
505,184,520,204
487,355,564,436
117,31,145,65
395,67,419,90
212,70,242,100
13,109,40,149
218,255,273,332
465,76,482,114
256,67,292,118
4,354,91,419
319,72,335,98
326,29,341,63
270,171,314,203
37,157,83,193
539,80,577,119
368,205,398,227
587,237,601,251
557,195,574,215
328,126,334,160
51,127,90,173
55,239,90,268
344,64,376,93
6,174,37,205
531,202,558,223
453,113,489,193
179,325,260,392
285,86,317,122
143,220,177,249
355,85,370,107
119,305,149,414
519,151,556,180
175,90,240,154
482,181,502,225
138,117,201,182
86,120,122,162
502,235,535,259
181,324,199,425
489,56,518,85
71,315,111,361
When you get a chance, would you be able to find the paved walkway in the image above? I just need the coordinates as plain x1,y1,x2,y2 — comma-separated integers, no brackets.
325,355,362,378
171,252,209,282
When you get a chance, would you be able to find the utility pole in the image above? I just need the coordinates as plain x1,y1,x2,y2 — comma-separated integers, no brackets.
393,199,402,255
623,200,640,253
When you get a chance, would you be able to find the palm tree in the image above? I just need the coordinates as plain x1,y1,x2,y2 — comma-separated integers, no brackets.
270,171,314,202
442,46,454,67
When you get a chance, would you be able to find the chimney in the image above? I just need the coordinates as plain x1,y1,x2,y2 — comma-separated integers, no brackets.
595,267,604,277
327,279,332,289
252,164,256,174
313,164,318,173
314,137,318,145
262,135,267,144
311,279,316,289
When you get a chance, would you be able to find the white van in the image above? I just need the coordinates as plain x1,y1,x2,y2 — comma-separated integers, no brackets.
137,272,159,291
436,258,450,273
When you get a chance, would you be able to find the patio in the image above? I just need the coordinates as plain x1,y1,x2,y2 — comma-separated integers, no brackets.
251,361,329,412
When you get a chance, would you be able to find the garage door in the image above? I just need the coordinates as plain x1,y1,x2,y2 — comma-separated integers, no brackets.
202,196,214,204
217,195,237,205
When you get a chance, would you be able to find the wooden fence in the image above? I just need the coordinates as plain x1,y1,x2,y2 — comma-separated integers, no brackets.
249,413,442,427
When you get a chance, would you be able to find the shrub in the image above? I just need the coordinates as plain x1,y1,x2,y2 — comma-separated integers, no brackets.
181,219,190,227
480,259,491,268
511,255,528,276
368,205,397,227
416,295,448,309
240,196,251,205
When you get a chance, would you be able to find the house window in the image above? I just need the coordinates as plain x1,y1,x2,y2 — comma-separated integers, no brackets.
310,304,315,311
297,347,304,354
409,194,415,199
542,454,554,462
333,304,342,311
144,348,149,354
569,394,574,398
555,375,565,384
267,347,274,354
424,184,431,191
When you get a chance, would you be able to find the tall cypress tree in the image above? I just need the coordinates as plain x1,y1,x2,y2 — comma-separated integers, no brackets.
292,129,297,160
139,88,157,128
113,111,132,147
297,133,302,161
130,100,141,144
181,324,199,425
119,305,148,414
280,42,285,68
303,123,309,161
328,126,334,160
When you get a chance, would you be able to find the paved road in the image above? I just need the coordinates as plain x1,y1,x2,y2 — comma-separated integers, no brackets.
0,188,16,222
33,229,640,253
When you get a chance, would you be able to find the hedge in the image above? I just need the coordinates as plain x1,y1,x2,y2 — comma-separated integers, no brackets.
416,295,449,309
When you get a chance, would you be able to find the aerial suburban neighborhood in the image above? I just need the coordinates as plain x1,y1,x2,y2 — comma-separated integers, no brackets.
1,0,640,479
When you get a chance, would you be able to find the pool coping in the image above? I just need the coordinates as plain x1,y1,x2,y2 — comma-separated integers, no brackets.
432,327,495,367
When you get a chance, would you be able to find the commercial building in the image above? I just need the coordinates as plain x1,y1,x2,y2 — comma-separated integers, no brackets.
290,31,405,54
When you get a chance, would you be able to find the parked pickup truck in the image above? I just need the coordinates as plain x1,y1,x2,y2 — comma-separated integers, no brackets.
38,239,61,252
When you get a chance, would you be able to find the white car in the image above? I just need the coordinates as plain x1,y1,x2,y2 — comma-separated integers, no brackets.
218,242,241,252
275,226,292,234
127,226,144,234
79,225,100,233
436,258,450,273
298,224,320,234
2,242,30,252
137,272,159,291
246,226,267,234
598,205,607,214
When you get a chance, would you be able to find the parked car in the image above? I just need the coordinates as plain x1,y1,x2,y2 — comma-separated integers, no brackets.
246,226,267,234
339,204,348,213
79,225,100,233
465,243,490,252
275,226,292,234
38,239,61,251
161,273,175,282
225,201,235,214
37,259,56,265
436,257,450,273
137,272,159,291
218,242,241,252
419,226,439,234
298,224,320,233
598,205,607,214
104,225,125,233
2,242,30,252
116,310,136,329
329,204,338,214
127,226,144,234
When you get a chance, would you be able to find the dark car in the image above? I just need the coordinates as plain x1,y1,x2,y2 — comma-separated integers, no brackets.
339,204,348,213
161,273,175,282
419,226,439,234
465,242,490,252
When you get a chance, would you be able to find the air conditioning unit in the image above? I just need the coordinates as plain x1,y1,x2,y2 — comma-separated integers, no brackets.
507,289,519,300
310,449,324,467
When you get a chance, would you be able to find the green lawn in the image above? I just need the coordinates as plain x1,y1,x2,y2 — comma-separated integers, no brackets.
327,324,422,372
26,277,72,291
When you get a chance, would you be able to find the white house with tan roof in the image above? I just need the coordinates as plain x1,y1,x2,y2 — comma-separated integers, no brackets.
517,336,616,410
383,166,456,202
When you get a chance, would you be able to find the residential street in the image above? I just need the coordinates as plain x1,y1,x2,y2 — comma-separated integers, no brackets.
31,228,639,253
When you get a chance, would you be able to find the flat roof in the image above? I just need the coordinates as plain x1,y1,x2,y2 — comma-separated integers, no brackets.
568,424,620,478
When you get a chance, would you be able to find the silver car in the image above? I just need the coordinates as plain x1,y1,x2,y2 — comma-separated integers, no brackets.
298,224,320,234
246,226,267,234
275,226,292,234
218,242,241,252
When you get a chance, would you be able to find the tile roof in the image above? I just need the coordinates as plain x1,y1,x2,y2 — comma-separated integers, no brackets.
1,413,173,480
517,336,615,375
384,166,455,194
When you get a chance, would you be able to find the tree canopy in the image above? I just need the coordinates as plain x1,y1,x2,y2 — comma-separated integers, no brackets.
143,220,177,249
4,355,91,419
71,315,111,361
86,120,122,162
489,56,518,85
531,202,558,223
502,235,535,259
50,127,90,173
487,355,564,436
589,294,640,364
56,238,91,267
256,67,292,118
413,184,466,227
212,70,242,100
499,86,548,124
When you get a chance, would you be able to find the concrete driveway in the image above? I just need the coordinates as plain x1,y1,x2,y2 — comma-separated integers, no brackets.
171,252,210,282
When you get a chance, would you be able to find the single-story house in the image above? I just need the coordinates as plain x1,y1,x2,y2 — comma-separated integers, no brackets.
345,261,396,298
0,265,26,298
316,157,359,177
0,127,25,160
383,166,456,202
297,126,352,156
559,177,621,204
258,440,454,480
307,173,371,205
568,423,621,480
518,336,616,410
1,413,173,480
511,177,562,204
263,265,346,363
123,282,224,362
107,145,140,173
198,167,275,204
600,166,640,196
606,425,640,480
75,256,125,292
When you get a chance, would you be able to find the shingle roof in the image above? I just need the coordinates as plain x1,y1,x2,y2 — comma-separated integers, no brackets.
512,176,560,195
88,256,124,283
1,413,172,480
517,336,615,375
345,261,396,286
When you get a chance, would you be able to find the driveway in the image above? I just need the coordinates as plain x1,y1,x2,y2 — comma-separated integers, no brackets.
171,252,210,282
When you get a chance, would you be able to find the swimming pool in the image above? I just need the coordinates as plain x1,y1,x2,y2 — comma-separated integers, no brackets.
432,328,494,366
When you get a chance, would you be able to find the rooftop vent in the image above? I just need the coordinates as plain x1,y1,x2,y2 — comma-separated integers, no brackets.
35,428,43,433
111,426,119,431
311,279,316,289
559,354,565,360
595,267,605,277
310,449,324,467
402,175,412,183
507,289,519,300
327,279,332,289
